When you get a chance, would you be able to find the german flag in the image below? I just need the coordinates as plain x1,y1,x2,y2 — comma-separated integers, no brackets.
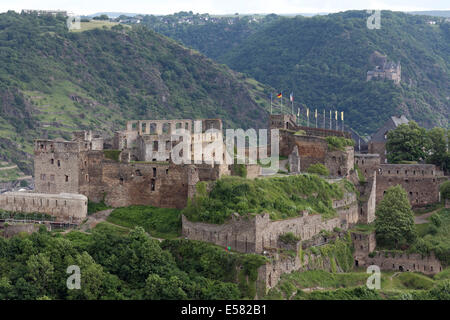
277,93,282,98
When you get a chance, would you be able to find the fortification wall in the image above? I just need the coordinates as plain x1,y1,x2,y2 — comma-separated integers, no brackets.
325,147,354,177
100,162,195,209
182,191,359,254
376,164,443,206
181,214,258,253
352,231,377,265
365,252,443,275
355,153,380,179
34,140,82,194
0,192,87,223
0,223,41,238
368,141,387,164
356,176,377,224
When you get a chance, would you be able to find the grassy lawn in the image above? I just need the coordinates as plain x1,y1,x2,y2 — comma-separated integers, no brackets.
107,205,181,239
92,222,130,236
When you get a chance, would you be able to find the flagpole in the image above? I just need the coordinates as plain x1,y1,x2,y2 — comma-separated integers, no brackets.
281,91,283,114
270,93,273,115
291,92,294,115
323,109,325,129
307,108,309,127
329,110,332,130
315,109,318,128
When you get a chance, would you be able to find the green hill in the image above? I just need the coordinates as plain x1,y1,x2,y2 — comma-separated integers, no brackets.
140,10,449,136
0,11,274,174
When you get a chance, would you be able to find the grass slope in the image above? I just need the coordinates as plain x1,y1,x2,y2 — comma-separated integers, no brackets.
183,174,354,224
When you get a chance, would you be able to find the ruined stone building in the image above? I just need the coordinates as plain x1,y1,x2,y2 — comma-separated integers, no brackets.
368,115,409,163
33,119,233,209
269,114,354,178
352,231,443,275
366,54,401,84
355,153,445,207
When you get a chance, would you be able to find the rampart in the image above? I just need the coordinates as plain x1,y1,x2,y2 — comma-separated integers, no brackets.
0,192,87,223
351,231,443,275
376,164,444,206
182,191,358,254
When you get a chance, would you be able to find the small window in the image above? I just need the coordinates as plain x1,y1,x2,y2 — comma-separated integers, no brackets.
57,160,61,167
151,179,155,191
153,168,157,177
65,175,69,182
51,159,54,165
166,169,169,175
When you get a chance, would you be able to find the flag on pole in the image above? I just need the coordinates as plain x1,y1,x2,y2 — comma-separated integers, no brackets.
315,109,317,118
341,111,344,121
307,108,309,117
277,92,282,98
335,110,338,120
297,108,300,117
290,92,294,102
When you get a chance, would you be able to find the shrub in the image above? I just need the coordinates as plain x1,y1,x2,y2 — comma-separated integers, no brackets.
307,163,330,176
233,164,247,178
279,232,301,244
325,136,354,151
440,181,450,200
103,150,121,162
430,214,442,227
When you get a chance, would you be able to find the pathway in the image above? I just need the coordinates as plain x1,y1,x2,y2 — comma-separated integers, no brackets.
414,209,440,224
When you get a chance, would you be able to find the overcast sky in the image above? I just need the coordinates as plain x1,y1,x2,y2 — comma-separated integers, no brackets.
1,0,449,16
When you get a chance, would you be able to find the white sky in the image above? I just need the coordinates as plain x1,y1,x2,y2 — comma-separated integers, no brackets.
0,0,448,16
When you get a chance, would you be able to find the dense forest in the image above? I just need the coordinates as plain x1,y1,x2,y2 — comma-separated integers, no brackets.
0,225,266,300
0,11,273,173
139,10,450,136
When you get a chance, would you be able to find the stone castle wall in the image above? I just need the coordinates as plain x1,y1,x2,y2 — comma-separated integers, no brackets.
365,252,443,275
96,161,197,209
0,192,87,223
368,141,387,164
325,147,354,177
34,140,83,194
376,164,443,206
355,153,380,178
355,154,444,208
182,191,359,254
351,231,443,275
278,132,354,177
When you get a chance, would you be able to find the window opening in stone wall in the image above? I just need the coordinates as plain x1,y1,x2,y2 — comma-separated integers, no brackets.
58,160,61,167
151,179,155,191
153,168,156,177
65,175,69,182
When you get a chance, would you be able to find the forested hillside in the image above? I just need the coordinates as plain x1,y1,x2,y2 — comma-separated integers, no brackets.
138,12,282,60
140,11,450,136
0,12,272,173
